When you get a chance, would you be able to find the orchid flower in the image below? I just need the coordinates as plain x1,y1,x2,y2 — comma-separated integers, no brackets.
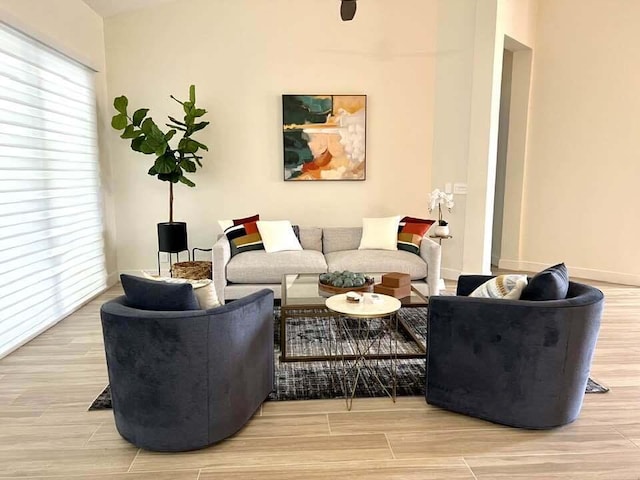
428,188,455,224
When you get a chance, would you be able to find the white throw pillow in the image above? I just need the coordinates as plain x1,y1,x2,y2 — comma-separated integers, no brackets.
256,220,303,253
358,216,401,251
469,274,528,300
142,272,221,309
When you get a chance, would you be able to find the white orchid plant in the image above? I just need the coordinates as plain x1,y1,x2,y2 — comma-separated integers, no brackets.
428,188,455,226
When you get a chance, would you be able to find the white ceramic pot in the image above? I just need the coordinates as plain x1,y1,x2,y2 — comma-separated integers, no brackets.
434,225,450,237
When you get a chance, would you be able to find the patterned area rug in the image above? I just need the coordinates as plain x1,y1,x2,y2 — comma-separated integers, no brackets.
88,307,608,410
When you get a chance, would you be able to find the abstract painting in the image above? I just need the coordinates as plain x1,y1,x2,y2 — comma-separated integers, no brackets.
282,95,366,181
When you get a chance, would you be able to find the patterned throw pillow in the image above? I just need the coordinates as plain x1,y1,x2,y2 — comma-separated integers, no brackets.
397,216,436,255
224,218,264,257
469,274,528,299
217,214,260,232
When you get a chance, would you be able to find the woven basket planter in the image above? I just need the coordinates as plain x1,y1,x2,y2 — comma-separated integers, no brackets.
172,261,212,280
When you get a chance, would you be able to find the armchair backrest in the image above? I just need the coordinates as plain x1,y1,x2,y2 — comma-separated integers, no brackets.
100,289,274,451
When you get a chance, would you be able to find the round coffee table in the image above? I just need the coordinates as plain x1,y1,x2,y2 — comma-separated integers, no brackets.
325,292,401,410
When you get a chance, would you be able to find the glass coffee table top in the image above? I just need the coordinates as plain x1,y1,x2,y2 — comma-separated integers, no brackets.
281,273,428,308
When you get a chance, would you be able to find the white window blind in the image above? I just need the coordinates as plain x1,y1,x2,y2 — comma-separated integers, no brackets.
0,23,106,358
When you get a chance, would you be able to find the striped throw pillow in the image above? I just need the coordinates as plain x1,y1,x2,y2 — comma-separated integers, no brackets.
397,216,436,255
224,220,264,257
469,274,528,299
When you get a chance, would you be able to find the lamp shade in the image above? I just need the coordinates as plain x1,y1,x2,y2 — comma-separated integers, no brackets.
340,0,357,21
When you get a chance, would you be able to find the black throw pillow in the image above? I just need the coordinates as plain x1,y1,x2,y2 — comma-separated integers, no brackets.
520,263,569,301
120,274,200,311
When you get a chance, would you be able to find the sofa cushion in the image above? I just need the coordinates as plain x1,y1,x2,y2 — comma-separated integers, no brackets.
397,216,435,255
218,213,260,232
257,220,303,253
469,274,528,299
227,250,328,284
299,227,323,251
520,263,569,301
120,274,200,311
358,216,401,251
323,227,362,253
325,250,427,280
224,220,264,257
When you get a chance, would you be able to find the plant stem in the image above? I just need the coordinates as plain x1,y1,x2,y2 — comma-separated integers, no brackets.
169,182,174,223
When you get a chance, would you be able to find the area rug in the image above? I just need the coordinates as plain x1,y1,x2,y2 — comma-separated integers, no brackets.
88,307,608,410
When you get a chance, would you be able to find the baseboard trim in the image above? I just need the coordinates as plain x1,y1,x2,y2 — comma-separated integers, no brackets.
498,259,640,287
441,267,462,281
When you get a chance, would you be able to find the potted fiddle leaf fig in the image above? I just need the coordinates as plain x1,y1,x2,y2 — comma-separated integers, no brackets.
111,85,209,254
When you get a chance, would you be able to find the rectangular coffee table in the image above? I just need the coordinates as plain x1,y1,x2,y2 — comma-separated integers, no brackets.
280,273,428,362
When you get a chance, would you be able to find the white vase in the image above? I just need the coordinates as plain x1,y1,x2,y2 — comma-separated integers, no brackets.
434,225,450,237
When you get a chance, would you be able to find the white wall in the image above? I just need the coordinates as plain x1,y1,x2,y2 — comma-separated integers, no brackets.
104,0,438,272
0,0,118,285
430,0,477,279
516,0,640,285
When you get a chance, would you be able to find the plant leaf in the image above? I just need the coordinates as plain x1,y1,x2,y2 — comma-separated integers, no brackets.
132,108,149,127
120,124,142,139
113,96,128,115
154,154,175,174
191,121,209,133
179,175,196,187
154,143,167,157
111,113,128,130
191,139,208,151
164,129,177,142
158,171,181,183
148,165,158,175
189,85,196,104
139,139,156,154
168,116,187,126
179,158,197,173
183,101,193,115
166,123,187,132
192,108,206,117
131,136,145,152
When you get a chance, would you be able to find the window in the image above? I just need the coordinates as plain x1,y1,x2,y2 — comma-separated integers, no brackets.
0,23,106,358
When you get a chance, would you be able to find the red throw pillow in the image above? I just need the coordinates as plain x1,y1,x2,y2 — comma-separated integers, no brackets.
397,216,436,255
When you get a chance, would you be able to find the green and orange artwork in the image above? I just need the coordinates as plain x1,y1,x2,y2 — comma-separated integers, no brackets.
282,95,366,181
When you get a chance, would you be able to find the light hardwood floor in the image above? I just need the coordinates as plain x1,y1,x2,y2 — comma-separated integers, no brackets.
1,278,639,479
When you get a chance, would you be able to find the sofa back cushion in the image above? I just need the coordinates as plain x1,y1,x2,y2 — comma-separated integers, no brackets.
322,227,362,253
298,227,323,251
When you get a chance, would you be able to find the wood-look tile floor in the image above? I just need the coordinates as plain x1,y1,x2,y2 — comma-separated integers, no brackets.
1,278,639,479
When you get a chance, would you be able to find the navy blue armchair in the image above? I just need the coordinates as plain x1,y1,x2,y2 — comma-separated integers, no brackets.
426,275,603,429
100,289,274,451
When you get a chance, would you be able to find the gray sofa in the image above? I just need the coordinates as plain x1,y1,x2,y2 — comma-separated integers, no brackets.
212,226,441,303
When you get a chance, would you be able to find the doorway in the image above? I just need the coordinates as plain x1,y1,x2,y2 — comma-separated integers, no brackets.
490,37,532,271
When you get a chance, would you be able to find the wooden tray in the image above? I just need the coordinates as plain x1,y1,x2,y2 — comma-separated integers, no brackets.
318,279,374,296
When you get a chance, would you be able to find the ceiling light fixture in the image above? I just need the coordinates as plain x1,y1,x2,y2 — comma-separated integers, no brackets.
340,0,357,21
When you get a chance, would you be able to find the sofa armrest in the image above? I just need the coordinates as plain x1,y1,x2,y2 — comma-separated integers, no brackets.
212,235,231,304
419,237,441,296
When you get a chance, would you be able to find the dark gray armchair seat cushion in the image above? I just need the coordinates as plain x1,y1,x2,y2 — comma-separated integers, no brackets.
426,275,604,429
100,289,274,451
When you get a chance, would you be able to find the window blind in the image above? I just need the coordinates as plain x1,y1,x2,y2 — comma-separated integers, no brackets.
0,23,106,358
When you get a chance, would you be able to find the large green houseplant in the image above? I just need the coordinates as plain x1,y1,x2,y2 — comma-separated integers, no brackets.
111,85,209,255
